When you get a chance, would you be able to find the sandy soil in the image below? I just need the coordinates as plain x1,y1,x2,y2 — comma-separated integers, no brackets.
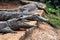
0,3,22,9
0,31,26,40
25,22,59,40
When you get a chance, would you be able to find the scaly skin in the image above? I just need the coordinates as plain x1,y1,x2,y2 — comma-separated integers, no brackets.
19,0,48,14
0,18,37,33
0,11,48,22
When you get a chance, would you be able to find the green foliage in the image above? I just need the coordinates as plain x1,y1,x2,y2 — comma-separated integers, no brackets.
44,12,60,28
40,0,60,28
45,6,60,28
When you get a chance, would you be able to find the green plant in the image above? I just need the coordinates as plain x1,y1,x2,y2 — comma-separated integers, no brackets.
44,7,60,28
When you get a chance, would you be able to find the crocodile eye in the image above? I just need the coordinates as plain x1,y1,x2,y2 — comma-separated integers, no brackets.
18,15,23,17
20,15,23,17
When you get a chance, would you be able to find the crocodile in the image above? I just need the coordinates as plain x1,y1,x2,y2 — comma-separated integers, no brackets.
18,0,48,14
0,1,48,14
0,11,48,22
0,18,37,33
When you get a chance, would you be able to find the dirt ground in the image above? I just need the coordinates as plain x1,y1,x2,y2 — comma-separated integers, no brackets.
25,22,60,40
0,3,22,9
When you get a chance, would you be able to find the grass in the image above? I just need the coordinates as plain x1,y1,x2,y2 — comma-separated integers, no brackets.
43,7,60,28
